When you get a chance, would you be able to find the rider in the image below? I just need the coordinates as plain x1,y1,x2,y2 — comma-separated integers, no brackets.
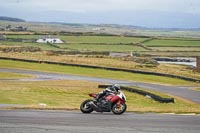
96,84,121,102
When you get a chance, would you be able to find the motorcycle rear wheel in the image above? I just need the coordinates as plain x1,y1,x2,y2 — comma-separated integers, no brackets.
112,103,127,115
80,99,94,113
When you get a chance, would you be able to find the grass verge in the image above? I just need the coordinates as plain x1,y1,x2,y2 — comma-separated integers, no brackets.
0,59,198,86
1,52,200,80
192,88,200,91
0,72,32,79
0,80,199,113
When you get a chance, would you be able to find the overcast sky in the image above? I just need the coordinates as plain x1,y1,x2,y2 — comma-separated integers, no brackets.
1,0,200,28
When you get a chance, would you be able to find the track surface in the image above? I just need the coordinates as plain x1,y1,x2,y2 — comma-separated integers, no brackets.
0,110,200,133
0,68,200,103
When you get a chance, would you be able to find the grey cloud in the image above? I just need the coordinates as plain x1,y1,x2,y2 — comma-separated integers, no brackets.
1,0,200,14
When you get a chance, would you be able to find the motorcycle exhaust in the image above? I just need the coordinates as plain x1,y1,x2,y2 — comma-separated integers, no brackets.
89,101,102,112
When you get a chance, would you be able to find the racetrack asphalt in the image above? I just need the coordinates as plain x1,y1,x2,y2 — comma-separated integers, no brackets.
0,110,200,133
0,68,200,103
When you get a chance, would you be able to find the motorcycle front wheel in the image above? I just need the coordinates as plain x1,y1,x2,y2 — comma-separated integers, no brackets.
112,103,127,115
80,99,94,113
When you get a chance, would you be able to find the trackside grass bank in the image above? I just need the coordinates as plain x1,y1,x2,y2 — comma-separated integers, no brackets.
0,80,200,113
0,52,199,80
0,72,32,79
0,59,198,86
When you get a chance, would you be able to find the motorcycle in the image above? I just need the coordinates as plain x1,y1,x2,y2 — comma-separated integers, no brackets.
80,91,127,115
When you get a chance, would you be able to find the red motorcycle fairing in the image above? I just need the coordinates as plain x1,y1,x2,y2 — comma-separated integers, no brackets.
105,94,125,107
105,94,122,103
89,93,97,98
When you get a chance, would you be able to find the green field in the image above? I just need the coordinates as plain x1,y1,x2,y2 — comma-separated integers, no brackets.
141,51,200,57
60,36,147,44
140,38,200,56
1,35,149,52
0,41,60,50
152,47,200,51
0,41,146,52
1,34,200,55
1,20,200,38
144,39,200,47
60,44,146,52
7,35,40,39
7,35,147,44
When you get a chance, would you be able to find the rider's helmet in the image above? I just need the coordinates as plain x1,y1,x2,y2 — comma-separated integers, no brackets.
112,84,121,92
105,84,121,93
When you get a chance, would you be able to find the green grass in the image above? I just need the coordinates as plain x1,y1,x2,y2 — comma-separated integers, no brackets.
144,39,200,47
193,88,200,91
0,72,32,79
4,35,148,52
135,30,200,38
60,44,146,52
0,59,198,86
3,35,200,54
60,36,146,44
1,52,200,79
152,47,200,51
7,35,40,39
7,35,147,44
126,86,200,113
0,80,98,107
0,80,199,113
140,51,200,57
0,41,60,50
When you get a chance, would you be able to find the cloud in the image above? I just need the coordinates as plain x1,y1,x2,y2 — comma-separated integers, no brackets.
1,0,200,28
1,0,200,14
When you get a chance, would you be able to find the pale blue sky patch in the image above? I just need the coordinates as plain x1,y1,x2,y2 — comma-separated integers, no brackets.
1,0,200,13
0,0,200,28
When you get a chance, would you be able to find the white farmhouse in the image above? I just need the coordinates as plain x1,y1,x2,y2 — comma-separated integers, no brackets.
36,36,63,44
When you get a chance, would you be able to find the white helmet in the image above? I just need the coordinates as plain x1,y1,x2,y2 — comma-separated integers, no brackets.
112,84,120,92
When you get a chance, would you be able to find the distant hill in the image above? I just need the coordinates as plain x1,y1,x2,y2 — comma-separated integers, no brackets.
0,16,26,22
